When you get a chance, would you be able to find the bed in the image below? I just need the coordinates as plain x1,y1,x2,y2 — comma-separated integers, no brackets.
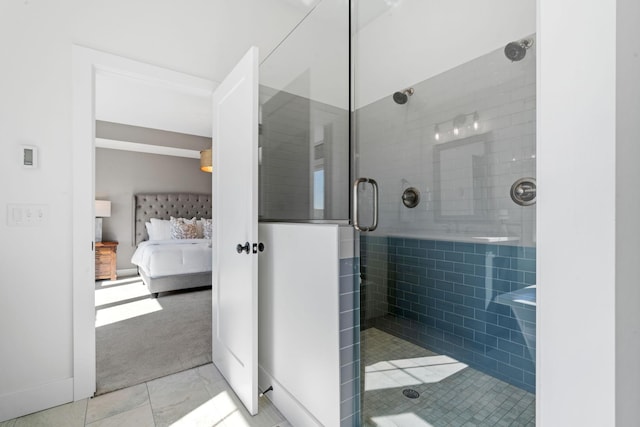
131,193,212,298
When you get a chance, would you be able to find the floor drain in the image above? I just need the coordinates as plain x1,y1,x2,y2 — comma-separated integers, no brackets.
403,388,420,399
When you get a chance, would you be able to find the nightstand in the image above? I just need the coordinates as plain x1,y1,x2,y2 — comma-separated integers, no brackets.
95,241,118,281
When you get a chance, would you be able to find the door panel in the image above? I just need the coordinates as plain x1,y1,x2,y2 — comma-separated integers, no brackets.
212,46,259,415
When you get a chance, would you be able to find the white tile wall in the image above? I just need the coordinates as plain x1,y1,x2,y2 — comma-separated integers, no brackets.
259,85,349,221
356,36,537,247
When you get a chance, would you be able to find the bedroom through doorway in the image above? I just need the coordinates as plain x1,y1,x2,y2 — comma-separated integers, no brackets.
92,60,215,395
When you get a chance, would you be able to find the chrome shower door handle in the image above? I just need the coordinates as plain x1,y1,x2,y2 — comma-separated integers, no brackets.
353,177,379,232
369,179,379,231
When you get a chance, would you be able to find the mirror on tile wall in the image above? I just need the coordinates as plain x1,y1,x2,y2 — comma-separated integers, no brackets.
433,133,490,222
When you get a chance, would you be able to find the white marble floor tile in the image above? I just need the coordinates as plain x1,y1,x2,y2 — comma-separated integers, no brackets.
195,363,226,392
3,364,291,427
85,403,154,427
12,399,87,427
169,393,237,427
254,398,289,427
147,367,215,427
86,383,149,424
220,409,254,427
216,394,286,427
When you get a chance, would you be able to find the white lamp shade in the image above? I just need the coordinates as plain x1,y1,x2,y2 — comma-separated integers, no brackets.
95,200,111,218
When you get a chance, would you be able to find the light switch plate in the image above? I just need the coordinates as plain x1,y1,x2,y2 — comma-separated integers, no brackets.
7,204,48,226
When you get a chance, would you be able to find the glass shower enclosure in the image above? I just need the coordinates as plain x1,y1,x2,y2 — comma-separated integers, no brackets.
353,1,537,425
256,0,536,424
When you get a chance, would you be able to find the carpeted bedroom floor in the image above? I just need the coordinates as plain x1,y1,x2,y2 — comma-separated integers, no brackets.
95,276,212,395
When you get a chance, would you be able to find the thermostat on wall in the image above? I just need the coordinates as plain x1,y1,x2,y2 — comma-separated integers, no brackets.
21,145,38,169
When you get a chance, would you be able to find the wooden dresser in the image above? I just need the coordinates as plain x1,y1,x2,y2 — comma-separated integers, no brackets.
95,241,118,281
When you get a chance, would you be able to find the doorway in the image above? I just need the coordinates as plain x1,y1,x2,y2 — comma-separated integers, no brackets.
72,46,215,399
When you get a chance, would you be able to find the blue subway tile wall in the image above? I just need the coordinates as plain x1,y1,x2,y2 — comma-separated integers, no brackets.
339,256,361,426
361,235,536,393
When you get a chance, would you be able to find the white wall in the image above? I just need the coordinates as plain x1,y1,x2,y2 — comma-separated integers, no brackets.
0,3,77,416
537,0,640,425
96,73,214,138
258,223,341,426
260,0,349,109
615,0,640,424
0,0,316,421
355,0,536,108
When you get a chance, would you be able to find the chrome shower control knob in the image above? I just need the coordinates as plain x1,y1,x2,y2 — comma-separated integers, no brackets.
510,178,537,206
402,187,420,208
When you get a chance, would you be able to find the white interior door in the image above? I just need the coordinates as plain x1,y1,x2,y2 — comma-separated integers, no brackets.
212,46,259,415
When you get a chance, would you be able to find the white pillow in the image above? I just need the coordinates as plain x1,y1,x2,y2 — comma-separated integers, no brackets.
149,218,171,240
145,221,154,240
203,218,213,239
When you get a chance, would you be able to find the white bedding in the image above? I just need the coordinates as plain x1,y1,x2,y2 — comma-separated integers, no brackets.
131,239,212,278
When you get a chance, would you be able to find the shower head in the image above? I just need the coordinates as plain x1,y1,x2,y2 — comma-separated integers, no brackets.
504,38,534,62
393,88,414,104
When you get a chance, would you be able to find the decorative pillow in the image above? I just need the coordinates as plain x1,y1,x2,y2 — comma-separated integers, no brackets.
203,218,213,239
170,217,198,239
150,218,172,240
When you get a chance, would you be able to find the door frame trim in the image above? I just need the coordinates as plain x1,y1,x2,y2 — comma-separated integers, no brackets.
71,46,214,399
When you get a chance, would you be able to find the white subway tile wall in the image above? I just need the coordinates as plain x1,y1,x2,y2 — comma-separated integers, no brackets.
259,85,349,221
356,37,536,247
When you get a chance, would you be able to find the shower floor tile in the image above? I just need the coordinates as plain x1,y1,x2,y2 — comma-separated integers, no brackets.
362,328,535,427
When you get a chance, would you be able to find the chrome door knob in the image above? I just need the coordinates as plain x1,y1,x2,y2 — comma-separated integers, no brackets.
236,242,250,254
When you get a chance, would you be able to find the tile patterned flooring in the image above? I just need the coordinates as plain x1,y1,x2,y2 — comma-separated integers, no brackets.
1,329,534,427
0,364,290,427
362,328,535,427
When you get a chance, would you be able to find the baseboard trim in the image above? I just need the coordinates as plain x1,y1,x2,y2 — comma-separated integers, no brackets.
0,378,74,423
116,268,138,277
258,366,322,427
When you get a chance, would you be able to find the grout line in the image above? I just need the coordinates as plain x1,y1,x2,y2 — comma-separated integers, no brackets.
83,398,88,427
145,382,157,427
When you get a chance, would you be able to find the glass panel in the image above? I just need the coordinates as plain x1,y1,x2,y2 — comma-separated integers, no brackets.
258,0,349,221
354,1,536,425
258,2,359,424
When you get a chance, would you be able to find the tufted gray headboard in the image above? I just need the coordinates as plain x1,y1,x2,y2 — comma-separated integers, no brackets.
134,193,212,245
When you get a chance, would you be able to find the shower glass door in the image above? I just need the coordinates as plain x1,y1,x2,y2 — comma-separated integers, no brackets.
353,1,537,425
